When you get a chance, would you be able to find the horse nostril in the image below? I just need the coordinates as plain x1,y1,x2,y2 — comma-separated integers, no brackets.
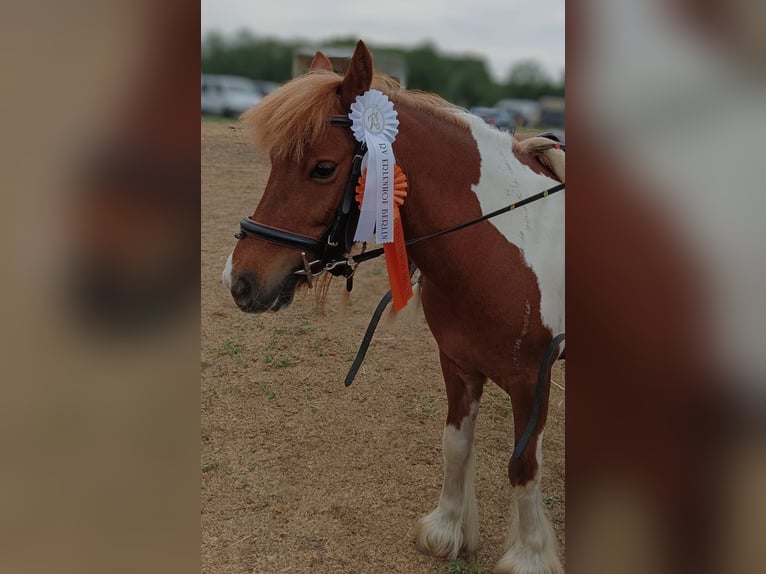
231,274,252,307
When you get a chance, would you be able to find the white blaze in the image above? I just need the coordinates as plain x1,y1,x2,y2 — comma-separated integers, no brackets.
222,253,233,289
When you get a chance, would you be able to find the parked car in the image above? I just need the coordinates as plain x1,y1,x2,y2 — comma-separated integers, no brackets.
495,98,541,127
468,106,515,131
538,96,565,128
201,75,263,117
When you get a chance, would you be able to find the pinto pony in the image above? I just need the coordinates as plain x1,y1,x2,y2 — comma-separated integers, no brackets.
223,41,564,574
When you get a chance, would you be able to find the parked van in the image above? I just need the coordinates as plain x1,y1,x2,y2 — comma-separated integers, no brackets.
201,75,263,117
538,96,565,128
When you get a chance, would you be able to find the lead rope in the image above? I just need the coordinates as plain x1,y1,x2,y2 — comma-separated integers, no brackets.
511,332,565,460
345,290,565,463
344,264,417,387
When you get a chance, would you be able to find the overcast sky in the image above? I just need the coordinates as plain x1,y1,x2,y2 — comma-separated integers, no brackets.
201,0,565,82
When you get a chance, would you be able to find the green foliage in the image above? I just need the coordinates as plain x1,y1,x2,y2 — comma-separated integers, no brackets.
444,558,490,574
202,30,295,83
261,384,276,400
214,340,244,357
427,558,489,573
201,31,563,108
499,58,564,100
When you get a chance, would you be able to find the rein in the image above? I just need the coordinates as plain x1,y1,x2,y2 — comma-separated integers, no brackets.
351,181,565,267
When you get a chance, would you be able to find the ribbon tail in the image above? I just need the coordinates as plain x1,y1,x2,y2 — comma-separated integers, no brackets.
384,209,412,312
354,142,377,242
375,143,395,243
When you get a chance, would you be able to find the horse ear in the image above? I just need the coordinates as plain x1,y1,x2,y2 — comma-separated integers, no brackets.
339,40,373,108
309,51,333,72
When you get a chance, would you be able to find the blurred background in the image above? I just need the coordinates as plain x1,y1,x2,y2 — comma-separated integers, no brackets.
0,2,199,574
0,0,763,573
200,0,565,131
568,1,766,573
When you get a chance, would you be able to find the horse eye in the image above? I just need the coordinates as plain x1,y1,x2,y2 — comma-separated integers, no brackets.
311,161,337,180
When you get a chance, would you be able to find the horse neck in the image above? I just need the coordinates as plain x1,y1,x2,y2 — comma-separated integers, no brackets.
393,105,522,283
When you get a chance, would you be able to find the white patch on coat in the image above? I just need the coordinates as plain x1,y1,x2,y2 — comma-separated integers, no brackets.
462,112,565,335
222,253,233,289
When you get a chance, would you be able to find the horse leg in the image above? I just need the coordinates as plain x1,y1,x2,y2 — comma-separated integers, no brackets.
415,351,485,559
495,367,562,574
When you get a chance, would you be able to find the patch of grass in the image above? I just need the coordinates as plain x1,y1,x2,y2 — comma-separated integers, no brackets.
214,340,244,357
421,393,437,418
544,495,563,509
262,352,298,368
444,559,490,574
374,361,392,373
310,338,327,357
262,385,276,400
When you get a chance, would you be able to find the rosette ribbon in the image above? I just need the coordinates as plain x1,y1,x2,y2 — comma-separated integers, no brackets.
356,164,413,312
349,90,399,244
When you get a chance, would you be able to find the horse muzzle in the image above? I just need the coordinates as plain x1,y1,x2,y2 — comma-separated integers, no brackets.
229,270,301,313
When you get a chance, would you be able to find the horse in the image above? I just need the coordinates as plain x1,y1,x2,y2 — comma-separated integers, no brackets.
222,40,565,574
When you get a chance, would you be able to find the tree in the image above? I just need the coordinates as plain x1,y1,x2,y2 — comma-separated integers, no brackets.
200,33,563,107
201,31,294,83
501,59,564,100
507,59,552,86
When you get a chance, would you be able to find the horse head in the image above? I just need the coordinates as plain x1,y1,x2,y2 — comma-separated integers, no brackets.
223,41,374,312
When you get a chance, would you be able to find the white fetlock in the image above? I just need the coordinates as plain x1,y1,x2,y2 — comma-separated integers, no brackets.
415,507,464,559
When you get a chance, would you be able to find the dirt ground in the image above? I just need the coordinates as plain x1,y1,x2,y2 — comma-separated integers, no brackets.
201,120,565,573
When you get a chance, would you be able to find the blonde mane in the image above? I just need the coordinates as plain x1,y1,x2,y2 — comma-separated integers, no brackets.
242,71,465,161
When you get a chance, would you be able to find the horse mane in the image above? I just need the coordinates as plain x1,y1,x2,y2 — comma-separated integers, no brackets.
242,71,466,161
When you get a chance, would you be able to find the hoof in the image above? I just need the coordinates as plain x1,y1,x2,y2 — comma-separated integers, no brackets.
494,543,563,574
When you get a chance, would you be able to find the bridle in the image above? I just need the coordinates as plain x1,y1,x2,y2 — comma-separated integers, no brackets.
235,116,365,285
234,114,566,287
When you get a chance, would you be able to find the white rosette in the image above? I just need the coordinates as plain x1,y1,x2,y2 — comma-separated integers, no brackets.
349,89,399,243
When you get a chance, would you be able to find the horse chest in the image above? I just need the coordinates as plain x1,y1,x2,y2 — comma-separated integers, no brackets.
420,275,544,378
